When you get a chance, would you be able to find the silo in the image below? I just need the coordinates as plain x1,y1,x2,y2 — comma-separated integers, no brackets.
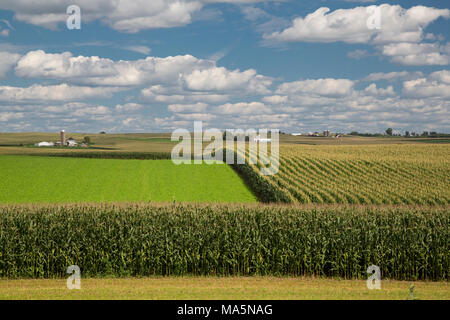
60,130,66,146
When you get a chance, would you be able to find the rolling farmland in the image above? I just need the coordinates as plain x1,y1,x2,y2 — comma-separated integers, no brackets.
0,134,448,299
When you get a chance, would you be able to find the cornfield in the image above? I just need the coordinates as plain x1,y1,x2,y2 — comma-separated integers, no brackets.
0,203,447,280
251,144,450,205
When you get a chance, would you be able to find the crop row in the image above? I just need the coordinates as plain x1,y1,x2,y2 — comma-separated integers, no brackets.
0,204,447,280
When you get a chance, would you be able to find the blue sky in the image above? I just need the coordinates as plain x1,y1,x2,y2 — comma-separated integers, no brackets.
0,0,449,133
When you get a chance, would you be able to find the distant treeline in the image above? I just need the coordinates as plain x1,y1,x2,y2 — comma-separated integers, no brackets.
349,130,450,137
27,152,172,160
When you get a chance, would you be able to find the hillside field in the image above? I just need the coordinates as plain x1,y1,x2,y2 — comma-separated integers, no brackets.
0,155,256,203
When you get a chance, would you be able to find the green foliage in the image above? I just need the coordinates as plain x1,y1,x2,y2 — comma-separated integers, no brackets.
229,154,291,203
0,204,447,280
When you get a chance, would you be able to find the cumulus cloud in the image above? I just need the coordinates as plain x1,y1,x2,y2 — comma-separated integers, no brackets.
0,83,121,102
381,42,449,66
115,103,143,112
262,95,288,104
216,102,272,115
181,67,272,94
276,78,354,97
264,4,450,66
403,73,450,98
168,102,208,113
429,70,450,84
363,83,395,96
0,0,272,32
13,50,272,96
0,51,21,77
264,5,449,44
15,50,214,86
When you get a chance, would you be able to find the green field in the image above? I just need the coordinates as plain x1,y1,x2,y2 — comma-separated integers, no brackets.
0,155,256,203
0,277,448,300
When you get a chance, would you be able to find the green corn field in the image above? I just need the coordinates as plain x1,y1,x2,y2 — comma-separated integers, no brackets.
250,144,450,205
0,203,447,280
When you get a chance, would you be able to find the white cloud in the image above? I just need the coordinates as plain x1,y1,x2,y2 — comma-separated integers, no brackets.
0,51,21,77
381,42,449,66
15,50,214,86
71,105,110,116
0,112,24,121
115,103,143,112
181,67,272,94
216,102,271,114
364,71,424,82
0,0,273,32
276,78,354,97
264,5,449,44
363,83,395,96
0,83,121,102
168,102,208,113
430,70,450,84
403,74,450,98
262,95,288,104
263,4,450,66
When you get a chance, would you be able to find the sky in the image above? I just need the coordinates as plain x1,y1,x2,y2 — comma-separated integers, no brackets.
0,0,449,134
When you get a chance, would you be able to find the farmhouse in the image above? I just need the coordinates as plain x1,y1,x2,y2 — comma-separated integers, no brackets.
66,138,78,147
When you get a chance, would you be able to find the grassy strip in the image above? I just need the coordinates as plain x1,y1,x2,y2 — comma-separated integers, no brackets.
0,203,447,280
0,277,448,300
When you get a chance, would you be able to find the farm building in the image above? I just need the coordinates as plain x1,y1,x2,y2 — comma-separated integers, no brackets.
66,138,78,147
34,141,54,147
253,135,272,142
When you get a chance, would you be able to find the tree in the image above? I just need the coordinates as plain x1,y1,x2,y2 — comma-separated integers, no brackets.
405,131,410,137
422,131,429,136
385,128,393,136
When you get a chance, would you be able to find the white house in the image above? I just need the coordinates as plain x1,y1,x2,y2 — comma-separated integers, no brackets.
66,138,78,147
